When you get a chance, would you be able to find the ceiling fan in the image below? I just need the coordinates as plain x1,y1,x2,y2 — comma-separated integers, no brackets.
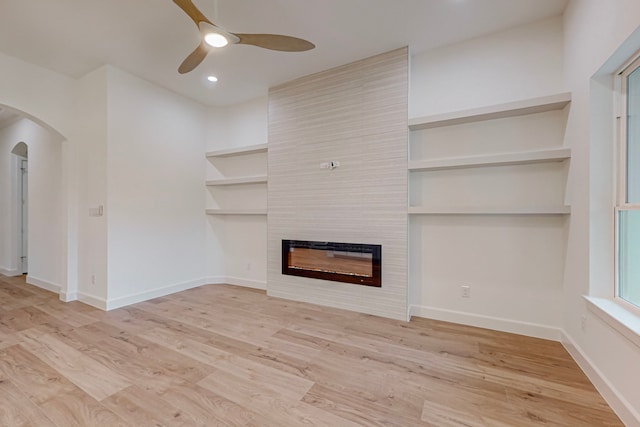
172,0,315,74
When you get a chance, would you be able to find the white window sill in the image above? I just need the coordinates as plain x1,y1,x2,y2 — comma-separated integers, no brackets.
584,296,640,349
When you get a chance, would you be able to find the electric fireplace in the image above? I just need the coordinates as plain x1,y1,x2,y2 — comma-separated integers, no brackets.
282,240,381,287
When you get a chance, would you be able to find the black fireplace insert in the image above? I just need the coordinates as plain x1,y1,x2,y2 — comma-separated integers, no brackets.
282,240,381,287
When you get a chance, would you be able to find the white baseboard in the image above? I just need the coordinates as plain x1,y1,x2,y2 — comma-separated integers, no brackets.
223,276,267,290
68,276,264,311
0,267,21,277
60,291,78,302
26,275,61,294
409,304,562,341
78,292,108,310
561,331,640,426
204,276,226,285
104,278,208,311
204,276,267,290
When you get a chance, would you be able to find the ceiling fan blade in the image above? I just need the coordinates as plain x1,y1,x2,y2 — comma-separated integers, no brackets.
178,42,209,74
173,0,213,27
233,34,315,52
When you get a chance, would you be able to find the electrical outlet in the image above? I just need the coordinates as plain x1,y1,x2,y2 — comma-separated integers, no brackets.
461,285,471,298
247,262,252,271
581,315,587,332
91,275,96,285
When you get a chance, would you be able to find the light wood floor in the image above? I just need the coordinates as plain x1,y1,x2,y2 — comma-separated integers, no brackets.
0,274,623,426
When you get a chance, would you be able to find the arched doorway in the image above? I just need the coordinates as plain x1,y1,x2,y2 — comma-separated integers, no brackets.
0,62,76,300
0,106,67,297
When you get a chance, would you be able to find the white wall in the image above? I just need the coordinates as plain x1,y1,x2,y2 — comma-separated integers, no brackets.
0,118,64,289
0,52,75,138
204,107,227,281
75,67,109,303
0,124,17,273
23,120,64,290
205,97,269,288
408,17,567,339
410,17,564,118
208,97,268,149
105,67,208,307
562,0,640,424
204,97,268,153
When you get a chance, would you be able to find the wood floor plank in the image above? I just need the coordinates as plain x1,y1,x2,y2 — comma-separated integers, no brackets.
420,379,531,426
137,299,282,346
90,306,180,336
177,323,318,379
102,385,197,427
54,325,214,394
0,281,54,311
345,314,481,356
303,382,425,427
0,284,37,300
504,386,626,426
34,301,101,328
421,399,494,427
285,321,478,369
0,275,624,426
159,383,269,427
478,362,619,410
278,325,494,394
0,330,19,349
261,332,324,361
18,329,132,401
301,348,428,421
198,368,362,427
39,388,131,427
0,379,57,426
6,307,76,338
476,341,598,393
0,344,79,404
108,313,315,380
139,326,314,400
143,291,291,327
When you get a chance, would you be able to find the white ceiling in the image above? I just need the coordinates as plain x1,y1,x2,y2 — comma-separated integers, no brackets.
0,0,567,107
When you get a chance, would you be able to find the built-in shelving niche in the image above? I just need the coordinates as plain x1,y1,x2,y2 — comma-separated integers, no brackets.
408,92,571,216
205,142,268,290
205,143,268,216
408,92,572,335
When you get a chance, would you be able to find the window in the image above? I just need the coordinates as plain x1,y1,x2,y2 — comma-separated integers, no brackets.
617,56,640,309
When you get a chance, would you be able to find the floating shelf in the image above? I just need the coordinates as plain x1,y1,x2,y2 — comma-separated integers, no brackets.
206,209,267,215
408,92,571,130
408,148,571,172
408,205,571,215
206,143,268,158
206,175,268,186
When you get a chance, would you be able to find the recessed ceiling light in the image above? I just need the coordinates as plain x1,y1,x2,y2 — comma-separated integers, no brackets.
204,32,228,48
207,75,218,83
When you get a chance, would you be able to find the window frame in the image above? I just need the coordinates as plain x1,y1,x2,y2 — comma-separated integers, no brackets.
615,54,640,315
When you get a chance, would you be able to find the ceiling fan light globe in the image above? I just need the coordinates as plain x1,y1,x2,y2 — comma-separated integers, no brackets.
204,32,229,48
